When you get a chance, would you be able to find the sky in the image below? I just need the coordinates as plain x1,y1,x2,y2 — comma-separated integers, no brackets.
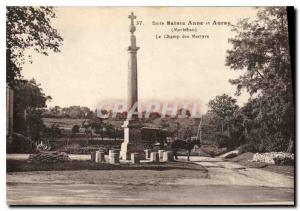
22,7,258,113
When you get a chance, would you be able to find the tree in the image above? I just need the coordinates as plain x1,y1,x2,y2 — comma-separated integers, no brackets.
6,6,63,85
208,94,239,135
61,106,93,118
13,79,52,141
177,108,191,118
51,106,61,117
226,7,294,152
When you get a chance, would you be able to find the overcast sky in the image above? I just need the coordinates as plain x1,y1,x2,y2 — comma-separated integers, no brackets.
22,7,257,112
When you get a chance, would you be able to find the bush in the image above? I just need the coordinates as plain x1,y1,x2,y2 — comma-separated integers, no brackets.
214,133,229,148
238,143,256,153
273,156,294,166
72,125,80,133
247,129,290,153
7,134,36,153
213,132,241,150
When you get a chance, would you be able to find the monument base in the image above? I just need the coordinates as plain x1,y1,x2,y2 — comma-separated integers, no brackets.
120,119,144,160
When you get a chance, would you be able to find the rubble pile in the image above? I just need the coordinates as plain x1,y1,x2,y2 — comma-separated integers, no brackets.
28,151,70,164
252,152,294,165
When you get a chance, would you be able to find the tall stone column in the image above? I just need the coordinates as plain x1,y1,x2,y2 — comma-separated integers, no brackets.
120,12,144,160
127,21,139,112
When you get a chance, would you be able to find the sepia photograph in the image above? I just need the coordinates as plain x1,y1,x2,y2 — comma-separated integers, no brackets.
6,6,295,205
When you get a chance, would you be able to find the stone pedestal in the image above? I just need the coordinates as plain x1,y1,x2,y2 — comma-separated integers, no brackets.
131,153,140,164
144,149,151,159
120,119,144,160
109,149,120,164
163,151,174,162
150,152,159,162
91,151,96,161
95,151,105,163
158,150,165,161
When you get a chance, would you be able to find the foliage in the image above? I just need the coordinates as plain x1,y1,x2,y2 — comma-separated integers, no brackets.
6,6,63,84
13,79,51,142
14,79,51,110
226,7,294,152
177,108,191,117
44,106,95,119
213,132,230,148
208,94,239,120
71,125,80,134
238,143,257,153
208,94,239,137
44,124,61,139
178,126,194,140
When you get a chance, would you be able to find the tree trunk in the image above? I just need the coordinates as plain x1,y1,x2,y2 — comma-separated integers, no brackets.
227,125,230,137
244,127,248,139
287,137,294,153
221,122,224,134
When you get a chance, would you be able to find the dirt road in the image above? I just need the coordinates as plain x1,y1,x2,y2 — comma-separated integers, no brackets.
7,156,294,205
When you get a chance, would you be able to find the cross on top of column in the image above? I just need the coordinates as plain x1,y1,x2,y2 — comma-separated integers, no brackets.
128,12,137,34
128,12,136,25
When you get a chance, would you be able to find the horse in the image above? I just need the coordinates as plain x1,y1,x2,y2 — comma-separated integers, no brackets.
170,137,200,161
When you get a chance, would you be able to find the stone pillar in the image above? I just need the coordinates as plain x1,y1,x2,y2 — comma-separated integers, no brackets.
158,150,164,161
91,151,96,161
120,12,144,160
120,120,144,160
95,150,105,163
109,149,120,164
144,149,151,159
150,152,159,162
131,153,140,164
128,41,138,110
6,84,13,140
127,12,139,110
163,151,174,162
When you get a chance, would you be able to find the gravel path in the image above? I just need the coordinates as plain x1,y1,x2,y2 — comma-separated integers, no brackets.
6,155,294,205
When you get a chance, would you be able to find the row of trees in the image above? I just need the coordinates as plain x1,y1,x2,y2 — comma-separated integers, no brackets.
43,106,192,119
44,106,94,118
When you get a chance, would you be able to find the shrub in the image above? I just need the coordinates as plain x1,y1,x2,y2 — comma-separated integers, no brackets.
72,125,80,133
214,133,229,148
238,143,256,153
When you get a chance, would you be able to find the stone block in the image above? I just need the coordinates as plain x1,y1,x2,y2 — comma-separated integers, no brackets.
120,120,144,160
95,151,105,163
109,149,119,155
150,152,159,162
109,149,120,164
158,150,164,161
91,151,96,161
131,153,140,164
163,151,174,162
144,149,151,159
